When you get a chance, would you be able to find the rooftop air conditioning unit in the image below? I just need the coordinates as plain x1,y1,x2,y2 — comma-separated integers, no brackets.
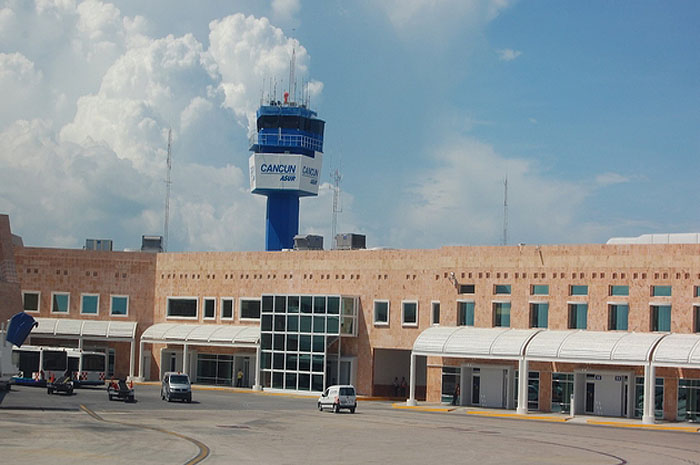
293,234,324,251
335,233,366,250
141,235,163,253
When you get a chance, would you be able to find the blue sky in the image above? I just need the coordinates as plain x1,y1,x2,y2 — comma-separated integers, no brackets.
1,0,698,251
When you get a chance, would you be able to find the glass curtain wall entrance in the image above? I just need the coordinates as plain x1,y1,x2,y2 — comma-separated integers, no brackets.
197,354,233,385
259,294,358,392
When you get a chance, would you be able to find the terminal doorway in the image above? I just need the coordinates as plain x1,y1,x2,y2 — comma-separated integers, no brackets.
574,371,633,417
373,349,425,398
461,366,512,408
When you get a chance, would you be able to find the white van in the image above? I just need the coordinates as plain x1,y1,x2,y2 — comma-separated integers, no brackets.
161,372,192,403
317,385,356,413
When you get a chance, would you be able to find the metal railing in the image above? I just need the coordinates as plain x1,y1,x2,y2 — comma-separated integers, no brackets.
249,132,323,153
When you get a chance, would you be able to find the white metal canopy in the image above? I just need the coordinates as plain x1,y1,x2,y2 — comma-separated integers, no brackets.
412,326,541,359
140,323,259,347
525,330,665,365
33,317,137,341
652,333,700,367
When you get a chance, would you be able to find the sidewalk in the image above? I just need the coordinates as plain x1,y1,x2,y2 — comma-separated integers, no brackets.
392,402,700,432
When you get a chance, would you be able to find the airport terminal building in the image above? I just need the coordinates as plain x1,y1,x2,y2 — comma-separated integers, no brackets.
2,214,700,424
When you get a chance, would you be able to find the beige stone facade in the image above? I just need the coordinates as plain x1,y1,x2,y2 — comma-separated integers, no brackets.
3,213,700,421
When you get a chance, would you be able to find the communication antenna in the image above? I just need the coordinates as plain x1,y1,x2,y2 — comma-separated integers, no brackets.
331,166,343,249
288,48,296,103
502,174,508,246
163,128,172,252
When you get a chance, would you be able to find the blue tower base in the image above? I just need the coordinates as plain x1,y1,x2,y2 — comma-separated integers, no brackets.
265,194,300,251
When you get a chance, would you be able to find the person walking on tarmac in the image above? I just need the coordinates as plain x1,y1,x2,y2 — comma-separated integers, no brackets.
452,383,460,406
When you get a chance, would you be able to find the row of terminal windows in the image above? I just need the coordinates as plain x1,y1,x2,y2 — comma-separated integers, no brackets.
447,271,695,280
22,291,129,317
459,284,689,297
375,299,700,332
24,269,129,278
160,272,362,281
166,297,261,321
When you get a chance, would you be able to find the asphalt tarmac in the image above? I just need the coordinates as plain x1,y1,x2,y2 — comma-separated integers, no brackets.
1,384,698,465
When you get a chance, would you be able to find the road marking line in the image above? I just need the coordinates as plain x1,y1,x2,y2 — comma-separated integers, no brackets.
585,419,700,432
80,404,210,464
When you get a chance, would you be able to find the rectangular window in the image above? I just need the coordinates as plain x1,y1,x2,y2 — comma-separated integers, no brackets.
494,284,511,295
51,292,70,313
167,297,197,318
431,301,440,325
651,305,671,332
608,304,629,330
458,284,475,294
531,285,549,296
635,377,664,419
402,301,418,326
493,302,511,327
81,294,99,315
22,291,40,312
374,300,389,325
677,379,700,422
568,303,588,329
457,301,474,326
551,373,574,413
515,371,540,410
110,295,128,316
441,366,459,404
695,306,700,333
695,286,700,298
240,299,261,320
221,298,234,320
570,285,588,296
652,285,672,297
529,303,548,328
203,298,216,319
610,285,629,296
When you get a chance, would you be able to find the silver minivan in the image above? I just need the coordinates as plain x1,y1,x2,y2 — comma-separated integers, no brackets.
161,372,192,403
317,385,356,413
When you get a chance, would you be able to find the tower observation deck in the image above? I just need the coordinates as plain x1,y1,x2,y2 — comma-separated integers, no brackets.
249,92,325,251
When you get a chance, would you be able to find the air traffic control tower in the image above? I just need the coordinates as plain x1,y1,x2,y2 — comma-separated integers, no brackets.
249,91,325,251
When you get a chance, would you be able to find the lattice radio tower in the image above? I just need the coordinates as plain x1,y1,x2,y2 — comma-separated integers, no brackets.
331,167,342,249
163,128,172,252
502,175,508,246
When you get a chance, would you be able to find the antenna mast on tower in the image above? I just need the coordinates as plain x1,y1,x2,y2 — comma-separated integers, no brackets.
288,48,296,102
331,167,342,249
502,175,508,246
163,128,172,252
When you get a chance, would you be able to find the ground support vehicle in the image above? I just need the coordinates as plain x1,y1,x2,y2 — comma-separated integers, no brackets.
47,375,74,395
318,385,357,413
107,379,134,402
161,372,192,403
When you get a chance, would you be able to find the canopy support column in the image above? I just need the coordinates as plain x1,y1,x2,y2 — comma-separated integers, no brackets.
129,337,136,380
183,344,189,376
253,344,262,390
517,358,529,414
642,363,656,424
406,352,417,406
137,340,145,381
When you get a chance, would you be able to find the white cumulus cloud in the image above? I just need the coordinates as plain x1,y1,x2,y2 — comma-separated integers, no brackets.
389,137,590,247
496,48,522,61
0,2,323,252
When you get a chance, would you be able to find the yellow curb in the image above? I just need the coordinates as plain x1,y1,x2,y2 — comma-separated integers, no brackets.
392,403,457,413
585,420,700,432
464,411,569,422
